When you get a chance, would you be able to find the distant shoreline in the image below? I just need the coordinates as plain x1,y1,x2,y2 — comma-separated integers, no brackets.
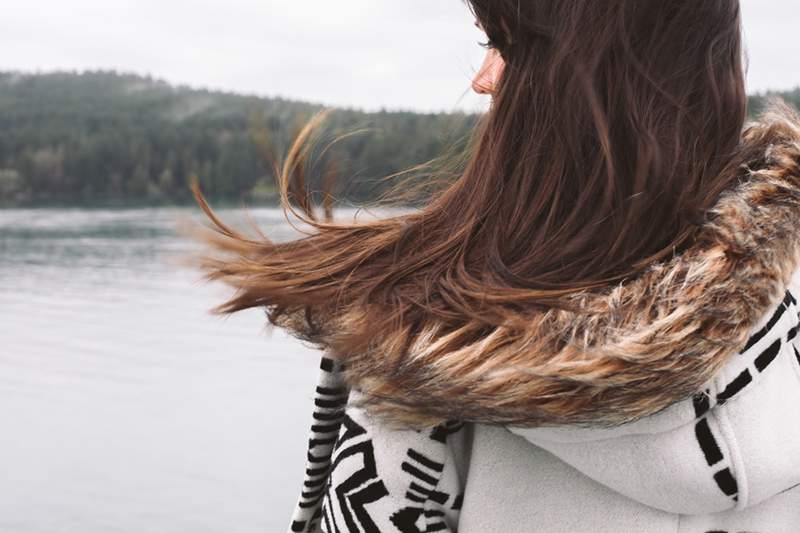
0,71,795,209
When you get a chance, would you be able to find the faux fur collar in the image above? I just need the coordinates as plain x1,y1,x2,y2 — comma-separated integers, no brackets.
285,102,800,430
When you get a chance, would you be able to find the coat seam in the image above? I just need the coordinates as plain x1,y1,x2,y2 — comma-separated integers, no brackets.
711,374,749,510
422,426,455,532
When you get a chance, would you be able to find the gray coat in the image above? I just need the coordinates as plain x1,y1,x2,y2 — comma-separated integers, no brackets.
285,112,800,532
287,267,800,532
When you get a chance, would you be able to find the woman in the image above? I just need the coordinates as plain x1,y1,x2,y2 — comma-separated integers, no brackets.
191,1,800,531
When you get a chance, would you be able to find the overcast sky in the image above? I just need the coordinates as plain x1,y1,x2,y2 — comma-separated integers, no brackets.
1,0,798,113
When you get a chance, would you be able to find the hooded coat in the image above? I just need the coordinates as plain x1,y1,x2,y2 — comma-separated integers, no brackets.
286,108,800,532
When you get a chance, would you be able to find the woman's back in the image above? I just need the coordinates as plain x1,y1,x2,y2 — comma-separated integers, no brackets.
188,2,800,531
292,266,800,533
287,115,800,531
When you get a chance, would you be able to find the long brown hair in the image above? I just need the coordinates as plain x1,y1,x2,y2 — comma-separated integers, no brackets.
190,1,761,395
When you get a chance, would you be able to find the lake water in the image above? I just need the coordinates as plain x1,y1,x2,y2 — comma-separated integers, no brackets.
0,206,371,532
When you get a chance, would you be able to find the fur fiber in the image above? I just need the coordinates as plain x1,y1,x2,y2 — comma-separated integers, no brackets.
278,102,800,430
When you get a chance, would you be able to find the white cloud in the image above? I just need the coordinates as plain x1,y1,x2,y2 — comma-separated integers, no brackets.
0,0,796,112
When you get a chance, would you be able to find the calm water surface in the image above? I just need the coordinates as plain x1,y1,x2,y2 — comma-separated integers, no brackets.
0,206,387,532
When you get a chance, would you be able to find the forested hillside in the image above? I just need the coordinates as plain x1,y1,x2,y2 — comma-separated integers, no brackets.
0,71,797,206
0,71,476,206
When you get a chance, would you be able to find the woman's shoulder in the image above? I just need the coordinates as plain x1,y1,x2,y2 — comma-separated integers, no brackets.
505,274,800,515
510,269,800,445
289,361,468,533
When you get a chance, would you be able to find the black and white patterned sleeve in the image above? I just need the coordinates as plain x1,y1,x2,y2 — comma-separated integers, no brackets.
288,355,467,533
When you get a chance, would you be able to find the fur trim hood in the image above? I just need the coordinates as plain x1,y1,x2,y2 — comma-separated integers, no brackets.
280,101,800,430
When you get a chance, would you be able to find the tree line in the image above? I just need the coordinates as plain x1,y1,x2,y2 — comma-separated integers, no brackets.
0,70,796,206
